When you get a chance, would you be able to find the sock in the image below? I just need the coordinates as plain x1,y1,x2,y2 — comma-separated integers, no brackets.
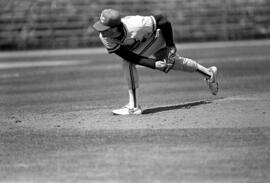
128,89,137,108
196,64,212,79
171,56,212,79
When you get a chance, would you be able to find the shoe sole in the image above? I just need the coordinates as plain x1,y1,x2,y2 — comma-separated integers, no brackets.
112,109,142,115
209,66,219,95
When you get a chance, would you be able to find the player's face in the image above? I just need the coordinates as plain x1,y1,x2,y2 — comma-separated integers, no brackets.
101,27,121,38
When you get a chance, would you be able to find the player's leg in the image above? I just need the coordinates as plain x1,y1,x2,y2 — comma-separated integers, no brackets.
126,62,138,108
135,28,218,95
112,60,142,115
171,56,219,95
112,30,165,115
153,44,218,95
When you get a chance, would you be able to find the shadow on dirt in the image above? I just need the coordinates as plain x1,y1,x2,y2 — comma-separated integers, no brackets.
142,100,211,114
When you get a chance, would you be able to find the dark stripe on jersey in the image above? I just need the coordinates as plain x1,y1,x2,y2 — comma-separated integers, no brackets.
139,32,158,55
108,44,120,53
121,25,127,42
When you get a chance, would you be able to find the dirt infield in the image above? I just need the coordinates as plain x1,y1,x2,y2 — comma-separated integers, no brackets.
2,93,270,131
1,40,270,182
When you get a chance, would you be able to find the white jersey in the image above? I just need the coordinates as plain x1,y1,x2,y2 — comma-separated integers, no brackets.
99,15,157,53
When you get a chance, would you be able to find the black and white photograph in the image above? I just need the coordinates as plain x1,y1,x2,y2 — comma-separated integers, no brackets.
1,0,270,182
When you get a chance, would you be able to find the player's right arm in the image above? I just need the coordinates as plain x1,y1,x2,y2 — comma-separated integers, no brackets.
114,46,157,69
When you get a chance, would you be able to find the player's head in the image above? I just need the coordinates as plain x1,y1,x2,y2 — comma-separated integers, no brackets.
93,9,122,32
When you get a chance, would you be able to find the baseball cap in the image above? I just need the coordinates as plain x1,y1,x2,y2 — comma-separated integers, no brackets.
93,9,122,32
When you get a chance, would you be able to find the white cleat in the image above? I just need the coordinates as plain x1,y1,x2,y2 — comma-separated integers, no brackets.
112,105,142,115
206,66,219,95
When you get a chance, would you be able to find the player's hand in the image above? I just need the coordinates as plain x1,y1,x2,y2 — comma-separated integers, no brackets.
155,59,174,73
155,59,167,71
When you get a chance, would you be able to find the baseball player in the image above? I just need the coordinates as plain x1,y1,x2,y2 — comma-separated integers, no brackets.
92,9,218,115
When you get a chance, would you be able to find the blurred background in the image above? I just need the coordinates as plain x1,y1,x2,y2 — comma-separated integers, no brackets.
0,0,270,50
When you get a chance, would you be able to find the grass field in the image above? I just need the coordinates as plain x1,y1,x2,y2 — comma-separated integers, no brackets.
0,40,270,182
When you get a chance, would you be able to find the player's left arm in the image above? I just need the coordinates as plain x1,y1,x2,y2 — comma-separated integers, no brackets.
154,14,177,55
